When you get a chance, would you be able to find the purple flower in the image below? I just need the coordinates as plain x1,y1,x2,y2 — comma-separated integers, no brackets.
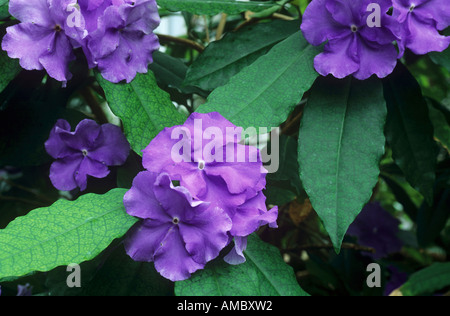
347,202,403,259
45,119,130,191
1,0,83,84
16,283,33,296
142,112,278,264
0,284,33,296
301,0,400,80
80,0,161,83
393,0,450,55
124,171,232,281
384,265,408,296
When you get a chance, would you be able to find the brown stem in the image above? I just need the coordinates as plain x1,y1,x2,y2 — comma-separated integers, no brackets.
2,179,54,204
286,243,376,254
156,33,205,53
79,86,109,124
0,195,46,208
280,99,307,135
216,13,228,40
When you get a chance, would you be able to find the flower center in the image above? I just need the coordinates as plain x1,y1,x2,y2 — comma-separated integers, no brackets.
82,149,89,157
198,160,206,170
54,24,62,32
409,4,415,12
172,217,180,225
351,25,358,33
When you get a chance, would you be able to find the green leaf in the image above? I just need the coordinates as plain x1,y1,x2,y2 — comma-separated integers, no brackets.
266,134,303,194
298,77,387,253
0,49,21,94
430,50,450,72
383,63,438,204
197,31,321,131
416,188,450,247
175,234,308,296
380,174,418,222
426,98,450,153
185,19,301,91
157,0,277,15
96,71,186,155
150,51,206,97
0,189,137,281
81,245,174,296
429,28,450,72
399,262,450,296
0,0,10,20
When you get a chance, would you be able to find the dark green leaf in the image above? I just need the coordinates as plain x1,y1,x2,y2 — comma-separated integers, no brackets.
0,0,10,20
399,262,450,296
82,245,174,296
96,71,187,155
429,28,450,72
417,188,450,247
157,0,277,15
298,77,387,253
383,63,438,204
380,174,419,221
426,98,450,152
0,49,21,94
185,19,301,91
150,51,207,97
175,234,308,296
266,134,303,194
198,31,320,131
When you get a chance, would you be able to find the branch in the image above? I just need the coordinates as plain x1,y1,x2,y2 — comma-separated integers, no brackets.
286,243,376,254
79,86,109,125
156,34,205,53
0,195,46,208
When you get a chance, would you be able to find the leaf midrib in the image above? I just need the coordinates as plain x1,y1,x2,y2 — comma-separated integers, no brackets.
210,38,312,122
333,79,352,235
244,247,281,296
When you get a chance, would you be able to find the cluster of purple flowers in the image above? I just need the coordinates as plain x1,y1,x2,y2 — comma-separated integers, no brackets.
1,0,160,85
301,0,450,80
124,112,278,281
45,112,278,281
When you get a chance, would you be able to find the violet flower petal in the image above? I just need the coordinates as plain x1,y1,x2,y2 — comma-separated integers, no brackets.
49,154,83,191
75,156,110,191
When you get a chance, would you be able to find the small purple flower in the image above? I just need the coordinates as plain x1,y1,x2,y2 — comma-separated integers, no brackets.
80,0,161,83
124,171,232,281
384,265,408,296
1,0,84,84
45,119,130,191
16,283,33,296
0,284,33,296
393,0,450,55
301,0,400,80
142,112,278,264
347,202,403,259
